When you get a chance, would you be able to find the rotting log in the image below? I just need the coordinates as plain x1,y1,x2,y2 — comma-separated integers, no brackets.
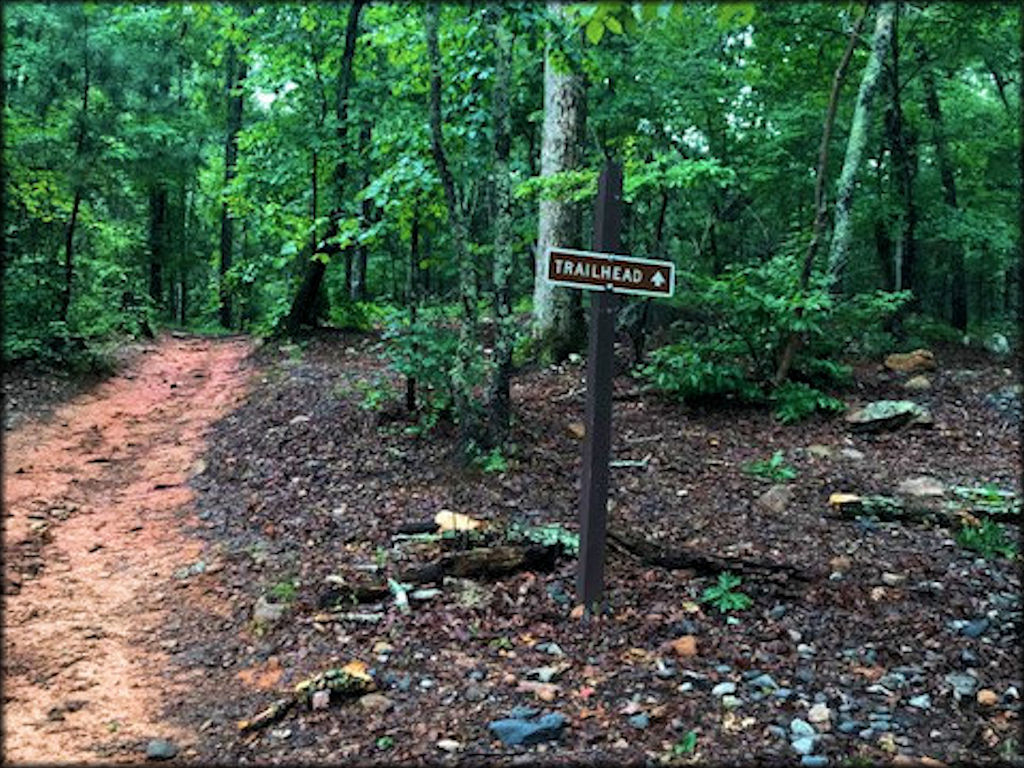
606,525,819,589
442,544,560,580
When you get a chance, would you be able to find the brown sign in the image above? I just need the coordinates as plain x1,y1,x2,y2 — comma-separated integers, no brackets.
546,246,675,298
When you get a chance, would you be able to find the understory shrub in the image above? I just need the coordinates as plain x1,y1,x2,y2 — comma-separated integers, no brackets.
641,255,910,422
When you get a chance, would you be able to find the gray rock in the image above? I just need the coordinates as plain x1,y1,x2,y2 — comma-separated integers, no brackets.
907,694,930,710
145,739,178,761
801,757,828,768
806,444,835,459
419,678,435,689
715,664,733,674
858,728,875,740
529,666,564,684
488,713,566,746
252,596,287,625
464,685,487,702
712,681,737,697
945,672,977,698
768,725,788,739
507,706,540,719
903,375,931,392
790,718,816,737
896,476,945,498
985,332,1010,357
840,447,866,461
722,695,743,709
960,649,979,666
878,672,906,690
962,618,989,638
845,400,932,432
758,484,794,514
749,673,778,690
768,604,787,620
791,736,816,755
838,720,862,734
774,687,793,700
627,713,649,730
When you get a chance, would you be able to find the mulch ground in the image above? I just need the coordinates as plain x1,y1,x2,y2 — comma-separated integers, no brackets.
156,329,1021,766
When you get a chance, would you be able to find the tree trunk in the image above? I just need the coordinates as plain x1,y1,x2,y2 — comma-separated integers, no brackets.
919,45,967,331
772,3,867,384
426,0,482,456
406,213,420,412
218,13,248,330
284,0,365,334
59,10,90,325
826,1,896,286
351,121,373,302
148,185,168,308
487,7,514,447
531,1,585,362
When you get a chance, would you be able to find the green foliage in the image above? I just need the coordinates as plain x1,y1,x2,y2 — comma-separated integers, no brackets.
474,446,509,474
375,736,394,751
269,579,298,603
956,519,1017,560
771,381,846,424
354,376,396,412
509,522,580,556
329,301,389,332
700,571,753,613
949,485,1020,516
673,730,698,755
642,341,764,402
743,450,797,482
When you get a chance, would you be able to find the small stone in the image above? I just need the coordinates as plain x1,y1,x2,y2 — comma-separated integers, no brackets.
790,718,816,737
791,736,816,755
801,757,828,768
507,706,540,719
896,476,945,498
976,689,998,707
768,725,788,739
145,739,178,761
464,685,487,702
768,605,787,620
881,572,905,587
838,720,862,734
884,349,936,374
960,649,979,666
252,596,287,625
567,422,586,440
437,739,461,753
311,690,331,710
945,672,978,698
410,588,441,601
840,447,865,460
807,703,831,724
797,643,816,657
359,693,394,713
721,695,743,709
829,555,852,572
758,484,794,514
907,694,931,710
749,673,778,690
712,682,737,697
858,728,875,740
488,713,566,746
627,713,650,729
961,618,989,638
774,687,793,700
807,444,835,459
984,333,1010,357
715,663,733,674
419,678,435,690
903,375,931,392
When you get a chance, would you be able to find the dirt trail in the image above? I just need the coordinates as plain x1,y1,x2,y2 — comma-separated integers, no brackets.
3,334,252,763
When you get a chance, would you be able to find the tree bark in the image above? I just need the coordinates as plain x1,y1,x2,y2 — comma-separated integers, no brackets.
351,121,373,302
218,11,249,329
284,0,365,334
827,1,896,286
772,3,868,385
486,6,514,447
148,185,168,307
918,45,967,330
425,0,482,455
405,213,420,412
531,1,585,362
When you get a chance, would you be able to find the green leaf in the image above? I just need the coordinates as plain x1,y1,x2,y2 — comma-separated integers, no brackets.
585,18,606,44
604,15,623,34
716,2,756,29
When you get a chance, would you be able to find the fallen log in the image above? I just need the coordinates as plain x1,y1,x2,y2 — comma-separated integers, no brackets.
442,544,560,579
606,525,819,588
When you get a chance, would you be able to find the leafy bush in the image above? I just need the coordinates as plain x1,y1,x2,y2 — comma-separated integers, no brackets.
329,301,389,332
743,450,797,481
957,519,1017,559
474,446,509,474
700,571,753,613
771,381,845,424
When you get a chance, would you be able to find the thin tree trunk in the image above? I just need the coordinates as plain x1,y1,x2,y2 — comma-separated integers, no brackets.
531,0,585,362
406,213,420,412
827,1,896,286
426,0,481,455
774,3,869,384
285,0,365,333
148,186,168,307
487,6,514,447
218,13,248,329
59,10,90,325
919,45,967,330
351,121,372,302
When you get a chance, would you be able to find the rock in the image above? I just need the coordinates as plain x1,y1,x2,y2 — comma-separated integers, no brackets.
976,689,998,707
845,400,932,433
881,572,906,587
410,588,441,601
896,476,945,498
464,685,487,702
508,706,540,719
567,422,586,440
984,333,1010,357
790,718,816,737
289,414,311,425
627,713,650,729
437,739,461,753
712,682,737,697
884,349,936,374
907,694,931,710
903,375,932,392
878,672,906,690
945,673,977,699
359,693,394,713
145,739,178,761
669,635,698,658
791,736,816,756
721,695,743,709
801,757,828,768
749,673,778,690
768,604,787,620
839,447,865,461
807,703,831,724
419,678,435,690
252,596,287,626
537,642,565,657
757,484,794,514
311,690,331,710
961,618,989,638
488,713,567,746
858,728,875,740
768,725,788,739
774,688,793,700
528,666,566,684
806,444,835,459
838,720,862,734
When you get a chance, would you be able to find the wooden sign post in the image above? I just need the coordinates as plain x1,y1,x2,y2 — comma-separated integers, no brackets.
546,160,675,614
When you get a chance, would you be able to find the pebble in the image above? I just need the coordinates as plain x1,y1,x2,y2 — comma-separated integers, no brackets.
790,718,816,737
311,690,331,710
878,672,906,690
464,685,487,702
712,682,737,697
807,703,831,723
960,649,979,666
508,706,540,719
145,740,178,761
881,572,905,587
437,739,461,753
907,694,931,710
791,736,816,755
768,605,787,620
945,672,978,698
722,695,743,709
768,725,787,739
715,664,732,674
801,756,828,767
488,713,566,746
962,618,989,638
627,713,650,729
654,659,676,679
749,673,778,690
859,728,875,740
837,720,861,734
976,689,999,706
419,678,435,690
773,687,793,700
358,693,394,713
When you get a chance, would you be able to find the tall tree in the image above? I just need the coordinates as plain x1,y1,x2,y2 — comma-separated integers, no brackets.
827,1,896,285
531,1,585,362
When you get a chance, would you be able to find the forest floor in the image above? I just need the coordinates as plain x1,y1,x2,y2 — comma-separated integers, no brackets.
2,328,1021,765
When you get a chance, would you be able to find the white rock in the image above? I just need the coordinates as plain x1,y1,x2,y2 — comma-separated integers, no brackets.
807,702,831,723
896,476,945,498
437,739,461,753
311,690,331,710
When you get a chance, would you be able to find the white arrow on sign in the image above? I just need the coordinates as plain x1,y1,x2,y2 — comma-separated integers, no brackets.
651,271,666,288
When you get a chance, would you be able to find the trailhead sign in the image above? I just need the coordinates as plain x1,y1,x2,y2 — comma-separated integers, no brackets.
545,246,675,298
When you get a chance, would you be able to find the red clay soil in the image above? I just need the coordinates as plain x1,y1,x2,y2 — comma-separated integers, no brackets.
2,334,252,763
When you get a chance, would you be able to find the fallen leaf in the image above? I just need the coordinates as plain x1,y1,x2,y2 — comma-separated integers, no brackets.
668,635,698,658
570,604,585,620
435,510,483,532
976,689,999,707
